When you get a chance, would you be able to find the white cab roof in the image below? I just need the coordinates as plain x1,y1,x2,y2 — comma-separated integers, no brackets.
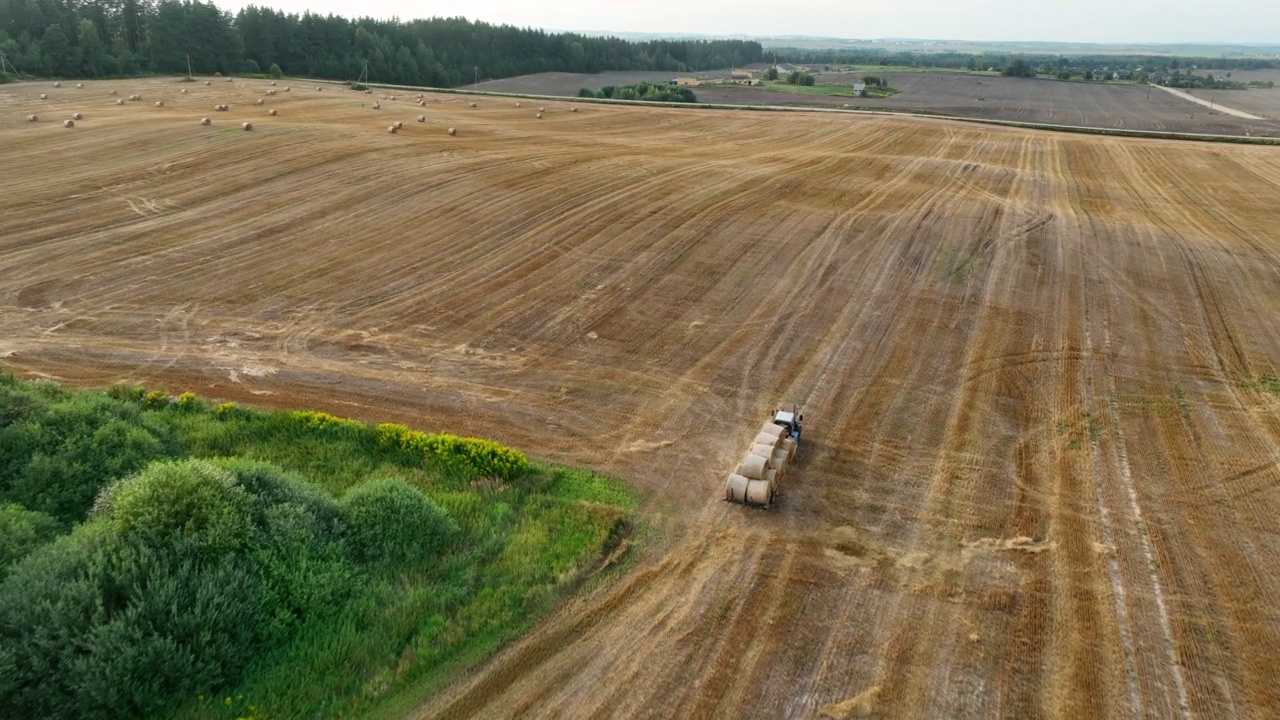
774,411,796,424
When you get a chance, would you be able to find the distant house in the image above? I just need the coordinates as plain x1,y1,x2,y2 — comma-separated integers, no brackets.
673,76,700,87
853,82,866,96
731,69,754,80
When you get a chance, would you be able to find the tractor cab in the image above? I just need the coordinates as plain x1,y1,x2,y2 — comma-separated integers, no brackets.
772,409,803,441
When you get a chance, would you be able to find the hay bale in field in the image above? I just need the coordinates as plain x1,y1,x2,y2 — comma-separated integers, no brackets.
109,90,118,95
129,94,140,101
745,480,772,505
53,82,61,88
447,127,456,136
316,86,323,91
372,102,381,109
26,114,38,122
417,100,425,106
364,89,372,94
394,120,403,129
39,93,47,100
536,112,543,119
750,443,776,459
416,114,425,122
266,89,276,96
741,454,768,480
62,119,74,128
200,117,211,126
115,99,124,105
539,106,545,112
571,107,578,112
241,122,252,131
725,474,749,502
389,95,396,100
154,101,164,107
72,112,83,120
76,83,83,89
214,71,222,77
181,88,188,94
226,77,234,82
270,81,277,86
255,98,264,105
468,101,477,107
515,101,522,107
205,80,211,86
387,125,398,134
267,108,277,116
283,87,290,92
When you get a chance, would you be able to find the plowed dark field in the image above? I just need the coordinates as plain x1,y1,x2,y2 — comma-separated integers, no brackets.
5,77,1280,719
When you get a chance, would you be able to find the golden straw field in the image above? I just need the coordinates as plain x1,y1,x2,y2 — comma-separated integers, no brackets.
5,76,1280,718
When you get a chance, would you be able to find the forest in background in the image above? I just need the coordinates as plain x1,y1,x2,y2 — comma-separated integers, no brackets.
0,0,764,85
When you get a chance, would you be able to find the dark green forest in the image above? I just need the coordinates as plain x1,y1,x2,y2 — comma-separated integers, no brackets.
0,0,763,85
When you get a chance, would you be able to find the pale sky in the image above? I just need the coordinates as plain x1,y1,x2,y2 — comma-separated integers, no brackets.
215,0,1280,45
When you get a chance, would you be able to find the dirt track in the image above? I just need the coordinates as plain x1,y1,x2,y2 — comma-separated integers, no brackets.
5,78,1280,718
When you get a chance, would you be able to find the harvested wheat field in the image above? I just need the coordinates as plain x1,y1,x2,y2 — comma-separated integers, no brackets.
6,76,1280,718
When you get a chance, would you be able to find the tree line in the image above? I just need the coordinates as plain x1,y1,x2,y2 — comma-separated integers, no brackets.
775,48,1280,73
0,0,764,84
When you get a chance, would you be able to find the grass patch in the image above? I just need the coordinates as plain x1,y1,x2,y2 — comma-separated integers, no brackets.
0,371,635,720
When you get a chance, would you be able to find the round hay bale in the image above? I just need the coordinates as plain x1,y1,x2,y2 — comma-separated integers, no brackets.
387,125,398,134
516,102,522,107
214,71,222,77
53,82,61,88
255,98,264,105
270,81,277,86
754,432,780,448
267,108,277,116
781,437,796,454
316,86,323,91
741,454,768,480
750,443,776,459
536,112,543,119
447,127,456,136
571,107,578,112
759,422,785,438
181,88,188,94
765,468,779,490
115,99,123,105
266,89,275,96
772,450,789,474
745,479,772,506
26,114,37,122
364,89,372,94
241,122,252,131
416,114,425,122
200,117,211,126
204,80,211,86
154,101,164,107
418,100,425,106
72,112,83,120
372,102,381,109
725,474,750,503
734,463,745,477
62,119,74,128
538,106,545,112
109,90,118,95
394,120,403,129
468,101,477,107
283,87,290,92
76,83,83,89
39,93,47,100
389,95,396,100
380,94,387,100
226,77,234,82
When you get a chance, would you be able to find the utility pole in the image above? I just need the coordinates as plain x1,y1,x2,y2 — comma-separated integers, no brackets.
474,66,478,87
186,53,193,80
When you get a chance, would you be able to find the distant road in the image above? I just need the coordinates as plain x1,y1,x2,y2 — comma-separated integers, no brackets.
1151,84,1264,120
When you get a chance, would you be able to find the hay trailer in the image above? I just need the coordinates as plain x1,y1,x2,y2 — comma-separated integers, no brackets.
725,407,803,507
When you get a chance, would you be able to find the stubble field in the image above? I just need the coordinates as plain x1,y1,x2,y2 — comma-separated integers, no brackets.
5,77,1280,718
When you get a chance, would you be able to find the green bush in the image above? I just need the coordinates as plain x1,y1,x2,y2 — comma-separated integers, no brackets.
578,87,594,98
269,62,283,79
102,460,253,556
0,503,59,578
342,478,457,565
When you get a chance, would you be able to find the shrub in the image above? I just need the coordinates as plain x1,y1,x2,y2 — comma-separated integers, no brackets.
174,391,205,412
102,460,253,556
269,62,283,79
143,390,169,409
0,503,59,578
578,87,594,98
341,478,457,565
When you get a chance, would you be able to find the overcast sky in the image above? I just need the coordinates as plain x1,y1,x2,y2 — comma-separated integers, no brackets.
214,0,1280,45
